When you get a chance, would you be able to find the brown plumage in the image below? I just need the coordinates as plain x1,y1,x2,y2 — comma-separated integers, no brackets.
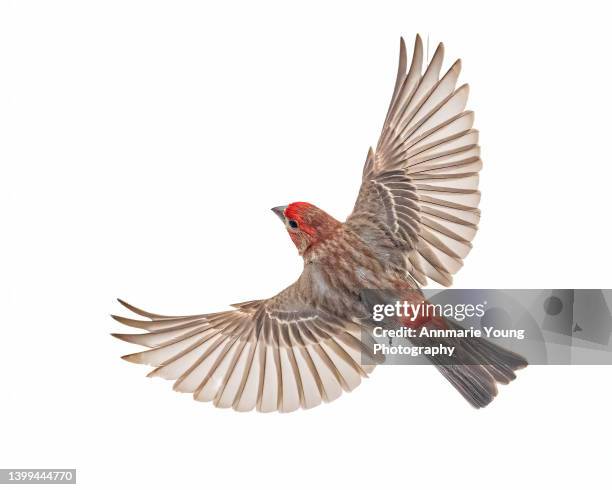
112,34,526,412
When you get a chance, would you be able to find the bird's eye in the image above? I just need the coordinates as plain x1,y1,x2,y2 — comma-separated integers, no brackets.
288,219,299,229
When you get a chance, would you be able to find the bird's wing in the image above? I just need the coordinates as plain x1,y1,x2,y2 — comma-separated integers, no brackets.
346,35,480,286
111,292,382,413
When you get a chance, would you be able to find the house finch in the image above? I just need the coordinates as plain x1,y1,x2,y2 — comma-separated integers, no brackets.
112,34,527,412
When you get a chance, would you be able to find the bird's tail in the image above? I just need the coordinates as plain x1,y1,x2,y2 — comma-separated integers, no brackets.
360,288,528,408
410,319,527,408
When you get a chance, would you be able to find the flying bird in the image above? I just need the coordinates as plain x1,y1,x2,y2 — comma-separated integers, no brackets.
112,34,527,412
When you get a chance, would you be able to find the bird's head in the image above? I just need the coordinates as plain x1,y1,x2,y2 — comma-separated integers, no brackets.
271,202,341,255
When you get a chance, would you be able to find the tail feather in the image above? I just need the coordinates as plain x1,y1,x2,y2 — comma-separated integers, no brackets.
413,321,528,408
436,363,498,408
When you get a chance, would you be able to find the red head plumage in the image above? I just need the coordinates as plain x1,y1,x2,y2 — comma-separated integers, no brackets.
280,202,341,254
284,202,317,235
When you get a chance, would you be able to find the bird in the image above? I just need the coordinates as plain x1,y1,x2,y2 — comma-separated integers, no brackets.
112,34,527,412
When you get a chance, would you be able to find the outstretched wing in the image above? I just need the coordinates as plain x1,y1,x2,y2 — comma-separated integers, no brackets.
346,35,481,286
111,290,381,413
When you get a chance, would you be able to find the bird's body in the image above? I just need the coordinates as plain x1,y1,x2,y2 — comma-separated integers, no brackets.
112,34,527,412
287,213,403,315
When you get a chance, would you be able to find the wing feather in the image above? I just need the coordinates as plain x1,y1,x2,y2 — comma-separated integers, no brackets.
348,35,480,286
112,290,380,413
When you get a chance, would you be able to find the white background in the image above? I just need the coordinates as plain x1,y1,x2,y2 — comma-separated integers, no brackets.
2,1,611,489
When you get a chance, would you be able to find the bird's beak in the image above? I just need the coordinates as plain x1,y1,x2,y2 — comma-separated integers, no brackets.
271,206,287,222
